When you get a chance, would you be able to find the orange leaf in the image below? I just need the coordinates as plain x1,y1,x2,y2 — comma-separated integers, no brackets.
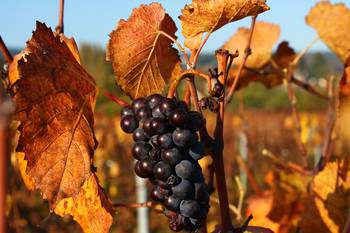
306,2,350,62
180,0,269,49
107,3,181,99
309,161,350,233
55,174,114,233
339,54,350,155
9,21,96,207
222,21,280,69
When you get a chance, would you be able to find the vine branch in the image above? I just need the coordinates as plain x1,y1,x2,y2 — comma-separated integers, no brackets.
225,15,258,105
0,36,13,63
193,32,212,68
56,0,65,34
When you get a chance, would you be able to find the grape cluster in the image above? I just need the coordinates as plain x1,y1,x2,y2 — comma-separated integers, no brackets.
120,94,210,232
199,68,224,112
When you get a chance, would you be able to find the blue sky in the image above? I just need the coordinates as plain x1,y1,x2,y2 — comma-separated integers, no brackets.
0,0,348,52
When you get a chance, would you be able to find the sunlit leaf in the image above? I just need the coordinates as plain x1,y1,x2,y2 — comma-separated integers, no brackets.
107,3,181,99
306,2,350,62
180,0,269,49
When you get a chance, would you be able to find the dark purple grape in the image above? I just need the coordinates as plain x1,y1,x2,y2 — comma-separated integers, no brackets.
166,174,181,186
157,179,171,189
120,106,134,117
139,158,154,177
134,161,149,178
147,94,163,109
150,118,167,135
164,195,181,212
172,128,195,147
142,118,153,135
189,142,205,160
161,148,184,166
156,133,173,149
199,98,209,109
189,217,205,227
160,98,176,116
180,200,201,218
172,179,194,199
194,182,210,204
152,105,166,119
133,128,148,142
187,111,204,132
150,186,165,202
132,97,147,114
153,161,173,181
132,142,152,160
136,106,152,122
175,160,195,180
169,109,189,128
120,115,138,134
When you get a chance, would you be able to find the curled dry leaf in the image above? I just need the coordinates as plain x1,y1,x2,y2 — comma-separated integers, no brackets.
222,21,280,69
180,0,269,49
107,3,181,99
8,21,113,232
301,161,350,233
306,2,350,62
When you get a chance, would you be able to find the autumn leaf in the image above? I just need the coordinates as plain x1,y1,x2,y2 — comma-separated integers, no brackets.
222,21,280,69
339,54,350,156
107,3,181,99
180,0,269,49
301,161,350,233
55,174,114,233
306,2,350,62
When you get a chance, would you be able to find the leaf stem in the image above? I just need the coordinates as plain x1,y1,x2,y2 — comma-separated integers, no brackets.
192,32,211,68
225,15,258,105
113,201,162,213
56,0,65,34
292,36,319,66
0,36,13,63
291,77,329,100
103,90,129,107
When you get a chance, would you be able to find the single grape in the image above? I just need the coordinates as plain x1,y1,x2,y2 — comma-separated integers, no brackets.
179,200,201,218
164,195,182,212
152,105,166,119
133,128,148,142
120,106,134,117
132,97,147,114
194,182,210,204
189,217,204,227
172,128,195,147
161,148,184,166
120,115,138,134
142,118,153,135
187,111,204,132
199,98,209,109
150,118,167,135
211,82,224,97
160,98,176,116
132,142,152,160
166,174,181,186
157,179,171,189
150,186,165,202
177,101,188,111
156,133,174,149
136,106,152,122
189,142,205,160
153,161,173,181
134,161,149,178
139,158,154,177
147,93,163,109
168,109,189,128
172,179,194,200
175,160,195,180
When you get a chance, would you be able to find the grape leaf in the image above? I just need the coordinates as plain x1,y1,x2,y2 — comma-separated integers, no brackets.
107,3,181,99
306,2,350,62
55,174,114,233
301,161,350,233
180,0,269,48
339,54,350,156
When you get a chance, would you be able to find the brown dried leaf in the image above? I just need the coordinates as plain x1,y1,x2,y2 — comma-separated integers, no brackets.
55,174,114,233
339,54,350,155
222,21,280,69
9,21,97,207
180,0,269,48
107,3,181,99
312,161,350,232
306,2,350,62
16,152,34,191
